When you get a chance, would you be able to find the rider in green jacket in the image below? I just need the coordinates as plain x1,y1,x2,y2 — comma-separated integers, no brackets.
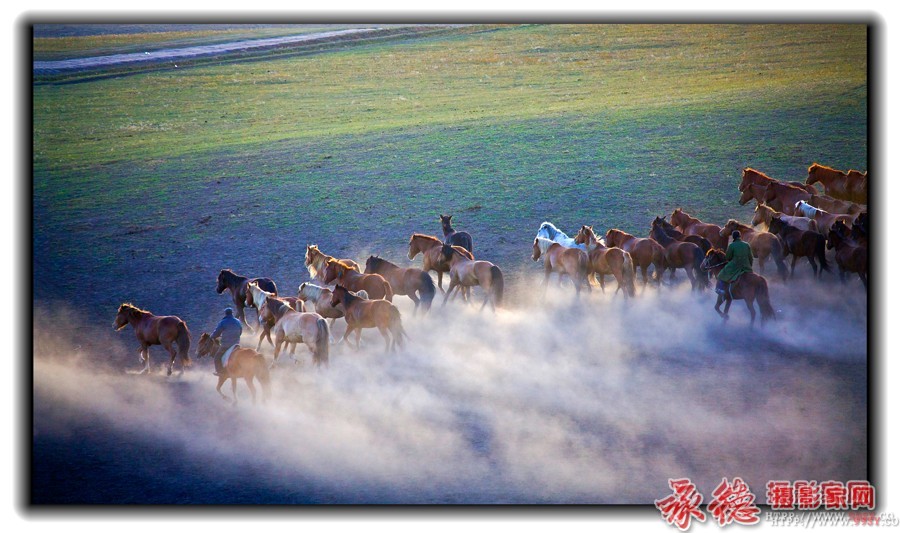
716,230,753,295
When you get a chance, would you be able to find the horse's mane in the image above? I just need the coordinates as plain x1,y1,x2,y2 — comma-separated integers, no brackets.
706,247,726,259
298,282,330,300
743,167,772,179
534,236,556,253
538,221,565,240
366,255,397,270
411,233,442,243
218,268,245,281
118,302,150,315
808,162,840,174
441,243,472,261
724,219,751,231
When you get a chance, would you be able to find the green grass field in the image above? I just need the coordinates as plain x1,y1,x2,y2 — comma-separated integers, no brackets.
33,23,867,322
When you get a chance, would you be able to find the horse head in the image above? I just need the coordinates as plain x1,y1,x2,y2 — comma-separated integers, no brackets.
440,214,452,226
408,235,423,260
305,244,319,266
113,303,135,330
531,238,542,261
329,285,347,308
215,270,229,294
701,248,726,272
196,332,219,358
364,255,379,274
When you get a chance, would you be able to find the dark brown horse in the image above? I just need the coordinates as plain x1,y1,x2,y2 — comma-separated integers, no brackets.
701,248,776,327
767,216,830,279
532,237,592,298
408,233,475,294
197,333,271,404
763,182,812,216
574,225,636,298
330,285,407,352
739,167,817,195
670,208,728,250
364,255,436,315
216,269,277,329
649,220,707,291
719,219,788,280
652,216,712,253
113,303,192,376
604,229,665,289
827,225,868,289
440,214,474,253
322,259,393,301
807,163,868,204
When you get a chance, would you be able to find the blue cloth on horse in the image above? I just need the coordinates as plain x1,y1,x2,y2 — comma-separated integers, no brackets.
212,315,242,347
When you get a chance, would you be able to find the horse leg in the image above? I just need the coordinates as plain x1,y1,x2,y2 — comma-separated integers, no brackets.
408,293,421,317
245,377,257,405
714,294,725,317
355,328,363,351
436,271,445,294
378,326,392,353
722,298,732,321
745,297,756,328
685,267,697,291
141,345,152,374
216,375,228,400
231,377,238,406
790,255,798,277
271,340,282,369
807,256,819,279
165,342,176,376
328,318,337,343
442,280,458,306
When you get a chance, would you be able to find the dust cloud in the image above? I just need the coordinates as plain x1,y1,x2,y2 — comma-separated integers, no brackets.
32,270,867,504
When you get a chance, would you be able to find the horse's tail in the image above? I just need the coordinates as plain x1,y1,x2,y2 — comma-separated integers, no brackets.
693,246,709,288
383,280,395,302
622,252,636,297
816,236,831,273
315,318,330,366
176,321,192,368
756,277,777,325
255,353,272,401
389,306,407,349
490,265,504,307
418,270,436,313
464,233,474,254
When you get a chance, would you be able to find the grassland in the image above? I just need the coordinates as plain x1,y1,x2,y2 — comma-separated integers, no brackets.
32,23,867,326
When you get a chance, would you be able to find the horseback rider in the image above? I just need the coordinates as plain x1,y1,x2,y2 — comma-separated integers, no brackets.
716,230,753,296
211,307,242,376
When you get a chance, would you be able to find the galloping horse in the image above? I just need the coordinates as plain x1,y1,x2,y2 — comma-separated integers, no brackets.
763,182,812,216
767,216,830,279
701,249,776,327
751,203,818,233
808,194,867,217
305,244,361,283
719,219,788,280
739,167,817,195
670,209,728,250
440,244,504,311
245,281,303,350
652,216,712,253
794,200,855,238
738,182,769,207
531,236,592,298
364,256,436,315
271,308,330,368
574,225,636,298
322,259,393,301
604,228,665,288
330,285,407,352
535,221,587,251
827,225,868,289
216,269,277,329
408,233,475,294
807,163,868,204
197,333,271,404
113,303,192,376
649,220,707,291
440,214,474,253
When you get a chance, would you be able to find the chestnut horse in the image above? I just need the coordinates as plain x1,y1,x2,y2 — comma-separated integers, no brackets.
701,248,776,327
531,236,591,298
440,214,474,253
767,216,830,279
216,269,277,330
827,226,868,289
197,333,271,404
719,219,788,281
408,233,475,294
271,308,330,368
739,167,817,195
297,282,368,341
330,285,407,352
604,228,665,288
305,244,361,283
750,202,818,233
649,220,707,291
807,163,868,204
322,259,393,301
113,303,192,376
245,281,304,351
738,182,769,207
574,226,636,298
364,255,436,315
652,216,712,253
670,208,728,250
763,182,812,216
440,244,504,311
808,194,867,217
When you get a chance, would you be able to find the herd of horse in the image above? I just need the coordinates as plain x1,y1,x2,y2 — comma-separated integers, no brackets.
113,165,868,404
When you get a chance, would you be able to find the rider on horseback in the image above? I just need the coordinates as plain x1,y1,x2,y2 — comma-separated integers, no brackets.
716,230,753,296
211,307,242,376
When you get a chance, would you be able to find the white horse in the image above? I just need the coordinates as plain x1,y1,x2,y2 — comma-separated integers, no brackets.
535,221,589,251
794,200,823,219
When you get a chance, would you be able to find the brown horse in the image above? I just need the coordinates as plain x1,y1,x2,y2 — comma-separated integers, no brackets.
531,236,592,298
767,216,831,279
216,269,277,330
573,225,636,298
652,216,712,253
440,214,474,253
113,303,192,376
739,167,817,195
763,182,812,216
738,182,769,207
670,208,728,250
750,202,818,233
271,308,330,368
305,244,361,283
196,333,271,404
297,282,368,341
827,225,868,289
408,233,475,294
808,194,867,216
807,163,868,204
322,259,393,301
364,255,436,315
720,219,788,280
440,244,504,311
793,200,856,239
649,220,707,291
700,248,776,327
330,285,407,352
604,228,665,289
